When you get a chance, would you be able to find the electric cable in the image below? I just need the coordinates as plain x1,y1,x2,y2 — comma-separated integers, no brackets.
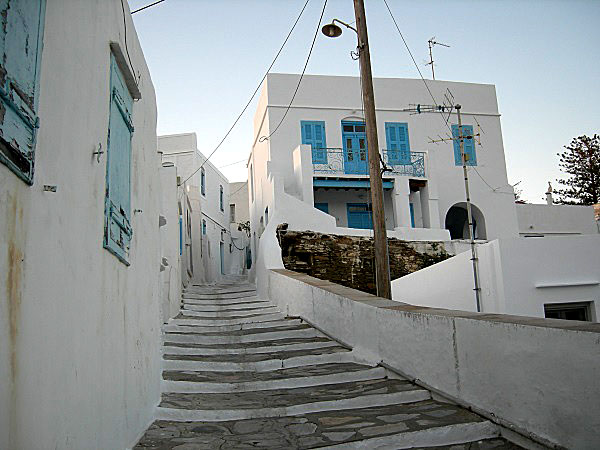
180,0,312,186
258,0,328,143
132,0,165,14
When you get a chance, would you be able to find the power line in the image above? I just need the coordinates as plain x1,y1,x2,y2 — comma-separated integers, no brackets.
132,0,165,14
180,0,312,186
218,159,247,169
259,0,328,143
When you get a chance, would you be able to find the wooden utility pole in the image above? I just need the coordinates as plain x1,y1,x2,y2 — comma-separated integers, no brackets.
353,0,391,299
456,105,482,311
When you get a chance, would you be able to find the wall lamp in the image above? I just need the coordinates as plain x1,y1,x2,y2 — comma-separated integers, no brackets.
321,19,357,38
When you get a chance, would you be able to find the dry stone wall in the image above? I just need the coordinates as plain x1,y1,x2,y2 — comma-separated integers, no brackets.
276,224,451,295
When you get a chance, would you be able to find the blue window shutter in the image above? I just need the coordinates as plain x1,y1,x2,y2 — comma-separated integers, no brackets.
219,185,224,211
104,54,134,265
301,120,327,164
202,219,206,235
0,0,46,184
452,124,477,166
179,217,183,255
385,123,410,165
409,203,415,228
200,168,205,195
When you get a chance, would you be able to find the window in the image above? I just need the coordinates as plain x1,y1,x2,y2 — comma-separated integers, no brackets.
250,164,254,203
230,204,236,223
315,203,329,214
0,0,46,184
104,53,134,264
265,207,269,226
385,123,411,165
452,124,477,166
346,203,373,229
200,167,206,195
301,121,327,164
202,219,206,235
219,185,224,211
544,302,592,322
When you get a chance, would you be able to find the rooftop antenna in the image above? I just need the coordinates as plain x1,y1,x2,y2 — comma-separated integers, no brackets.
426,37,450,80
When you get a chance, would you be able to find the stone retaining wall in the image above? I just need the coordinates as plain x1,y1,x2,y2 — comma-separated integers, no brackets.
276,225,450,294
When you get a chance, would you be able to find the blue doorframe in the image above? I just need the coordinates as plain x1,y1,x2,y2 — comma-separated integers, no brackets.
342,121,368,175
347,203,373,229
220,242,225,275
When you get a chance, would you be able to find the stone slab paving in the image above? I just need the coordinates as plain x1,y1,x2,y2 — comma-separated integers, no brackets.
135,279,523,449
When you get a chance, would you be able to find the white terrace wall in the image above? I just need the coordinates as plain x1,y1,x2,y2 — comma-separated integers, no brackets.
269,269,600,449
516,203,598,236
0,2,161,449
391,236,600,320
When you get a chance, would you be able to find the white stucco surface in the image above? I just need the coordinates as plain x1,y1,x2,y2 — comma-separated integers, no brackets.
0,2,162,448
516,203,598,236
392,235,600,320
268,269,600,449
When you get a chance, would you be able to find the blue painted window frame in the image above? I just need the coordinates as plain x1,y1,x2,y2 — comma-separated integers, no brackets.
179,217,183,255
314,203,329,214
103,53,134,265
202,219,206,235
409,203,415,228
0,0,47,184
200,167,206,195
301,120,327,164
452,124,477,166
385,122,411,165
219,185,224,211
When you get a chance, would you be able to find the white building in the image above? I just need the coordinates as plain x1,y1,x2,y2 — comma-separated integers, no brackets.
0,2,163,448
249,73,600,319
159,133,244,282
229,181,251,275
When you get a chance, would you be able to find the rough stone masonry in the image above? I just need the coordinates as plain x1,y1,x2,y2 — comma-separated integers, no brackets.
276,224,451,295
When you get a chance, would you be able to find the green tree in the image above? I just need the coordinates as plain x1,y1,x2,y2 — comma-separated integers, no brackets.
556,134,600,205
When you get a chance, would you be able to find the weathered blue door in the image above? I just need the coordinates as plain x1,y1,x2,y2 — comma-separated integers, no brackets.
347,203,373,229
220,242,225,275
104,54,134,264
342,121,368,175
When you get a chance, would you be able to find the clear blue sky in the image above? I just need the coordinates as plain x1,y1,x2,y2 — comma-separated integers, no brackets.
129,0,599,203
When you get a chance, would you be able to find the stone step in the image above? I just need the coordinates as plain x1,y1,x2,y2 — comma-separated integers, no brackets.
180,301,272,312
162,339,339,356
164,322,310,336
162,362,377,384
163,344,349,364
163,326,320,345
161,366,386,394
180,305,278,317
164,336,334,350
183,291,257,300
181,297,265,306
162,349,358,372
166,318,302,332
174,311,284,324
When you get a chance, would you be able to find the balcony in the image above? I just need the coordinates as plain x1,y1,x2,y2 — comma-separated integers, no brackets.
312,148,426,178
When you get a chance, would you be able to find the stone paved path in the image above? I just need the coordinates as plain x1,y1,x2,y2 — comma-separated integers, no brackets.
135,278,522,449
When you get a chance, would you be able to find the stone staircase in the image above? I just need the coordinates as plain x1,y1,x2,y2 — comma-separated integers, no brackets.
135,279,521,449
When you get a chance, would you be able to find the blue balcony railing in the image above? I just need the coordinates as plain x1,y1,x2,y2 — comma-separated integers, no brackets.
312,148,426,178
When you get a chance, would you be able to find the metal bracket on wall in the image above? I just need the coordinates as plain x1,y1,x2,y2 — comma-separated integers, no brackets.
92,143,104,163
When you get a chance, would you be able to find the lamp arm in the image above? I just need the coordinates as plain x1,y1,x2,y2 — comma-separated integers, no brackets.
333,18,357,34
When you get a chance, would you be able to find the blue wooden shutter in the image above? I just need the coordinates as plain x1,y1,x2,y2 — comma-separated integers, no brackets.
0,0,46,184
200,168,205,195
314,202,329,214
220,185,224,211
104,54,134,264
385,123,410,165
452,124,477,166
301,120,327,164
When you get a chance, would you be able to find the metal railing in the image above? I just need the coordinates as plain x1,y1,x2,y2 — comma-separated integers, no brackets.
312,148,426,178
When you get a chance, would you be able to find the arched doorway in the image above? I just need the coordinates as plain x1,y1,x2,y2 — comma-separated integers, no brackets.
445,203,487,240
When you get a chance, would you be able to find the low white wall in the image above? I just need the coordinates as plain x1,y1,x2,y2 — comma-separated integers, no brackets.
392,236,600,320
268,269,600,449
517,203,598,236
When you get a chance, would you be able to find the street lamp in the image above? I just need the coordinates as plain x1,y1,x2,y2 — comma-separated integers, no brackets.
321,2,392,299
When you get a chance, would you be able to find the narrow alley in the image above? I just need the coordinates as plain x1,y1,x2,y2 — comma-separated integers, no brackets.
135,279,519,449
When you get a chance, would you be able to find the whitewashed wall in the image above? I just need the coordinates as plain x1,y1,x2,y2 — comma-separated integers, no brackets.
0,2,161,449
159,133,233,283
392,236,600,320
269,269,600,449
516,203,598,236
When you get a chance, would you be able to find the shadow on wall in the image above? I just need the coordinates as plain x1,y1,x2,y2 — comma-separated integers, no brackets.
445,202,487,239
276,224,451,295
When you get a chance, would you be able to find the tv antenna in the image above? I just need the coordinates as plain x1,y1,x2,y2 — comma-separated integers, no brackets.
426,37,450,80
